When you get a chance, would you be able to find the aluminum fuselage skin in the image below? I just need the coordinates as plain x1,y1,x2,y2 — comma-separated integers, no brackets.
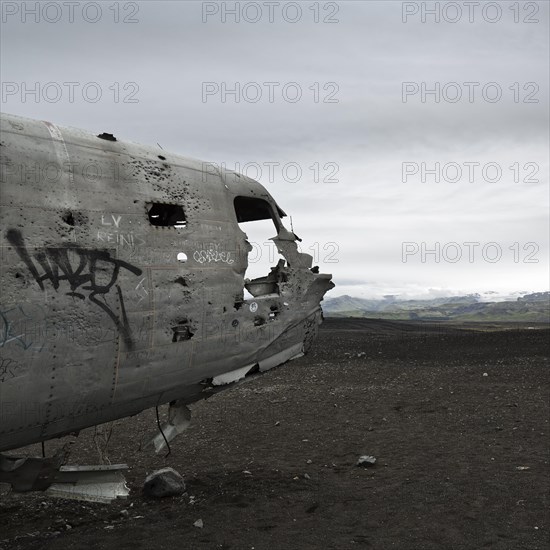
0,113,333,452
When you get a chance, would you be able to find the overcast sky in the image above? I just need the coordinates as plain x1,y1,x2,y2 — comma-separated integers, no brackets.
1,0,548,299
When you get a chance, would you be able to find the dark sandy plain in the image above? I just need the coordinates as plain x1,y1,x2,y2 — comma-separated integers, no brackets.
1,318,548,550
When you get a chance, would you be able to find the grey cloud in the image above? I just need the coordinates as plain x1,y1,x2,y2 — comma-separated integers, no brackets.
1,0,547,297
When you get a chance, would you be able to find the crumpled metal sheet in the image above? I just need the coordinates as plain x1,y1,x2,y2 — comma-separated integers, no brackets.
46,464,130,504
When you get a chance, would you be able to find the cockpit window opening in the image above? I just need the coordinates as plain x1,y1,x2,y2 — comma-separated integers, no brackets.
233,196,280,229
233,196,285,294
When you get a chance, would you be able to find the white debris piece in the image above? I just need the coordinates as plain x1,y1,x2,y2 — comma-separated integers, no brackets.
46,464,129,504
356,455,377,467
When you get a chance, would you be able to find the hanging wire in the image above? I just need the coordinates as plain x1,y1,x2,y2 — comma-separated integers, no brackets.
156,405,171,458
94,422,115,465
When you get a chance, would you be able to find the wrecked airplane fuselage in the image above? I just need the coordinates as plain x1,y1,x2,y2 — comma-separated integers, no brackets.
0,112,334,475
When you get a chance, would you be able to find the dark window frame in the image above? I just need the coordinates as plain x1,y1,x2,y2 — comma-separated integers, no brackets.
147,203,187,228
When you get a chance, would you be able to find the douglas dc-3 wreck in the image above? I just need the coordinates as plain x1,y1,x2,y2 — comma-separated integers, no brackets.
0,112,334,502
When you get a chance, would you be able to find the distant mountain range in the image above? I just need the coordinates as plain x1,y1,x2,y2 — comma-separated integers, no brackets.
322,292,550,323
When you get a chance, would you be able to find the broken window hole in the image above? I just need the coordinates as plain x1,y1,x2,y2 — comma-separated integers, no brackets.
62,211,75,226
97,132,116,141
148,203,187,228
177,253,188,262
269,305,280,319
171,321,194,342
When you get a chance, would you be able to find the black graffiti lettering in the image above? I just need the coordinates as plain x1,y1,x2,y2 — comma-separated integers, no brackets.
89,284,134,346
6,229,142,348
5,230,44,290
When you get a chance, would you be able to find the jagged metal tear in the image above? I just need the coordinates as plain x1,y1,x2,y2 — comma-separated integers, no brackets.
146,342,305,453
212,363,256,386
258,342,304,372
0,452,129,504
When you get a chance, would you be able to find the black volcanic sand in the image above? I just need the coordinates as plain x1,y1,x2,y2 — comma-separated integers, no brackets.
1,319,549,550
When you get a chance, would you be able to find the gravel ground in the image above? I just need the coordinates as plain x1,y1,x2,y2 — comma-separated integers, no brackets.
1,318,548,550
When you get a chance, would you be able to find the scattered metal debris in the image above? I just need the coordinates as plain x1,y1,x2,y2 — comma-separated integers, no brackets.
356,455,377,467
46,464,129,504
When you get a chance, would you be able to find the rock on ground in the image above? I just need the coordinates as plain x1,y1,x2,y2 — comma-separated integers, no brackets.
143,467,185,498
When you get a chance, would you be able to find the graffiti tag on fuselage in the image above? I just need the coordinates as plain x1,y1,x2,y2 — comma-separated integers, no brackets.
6,229,142,348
